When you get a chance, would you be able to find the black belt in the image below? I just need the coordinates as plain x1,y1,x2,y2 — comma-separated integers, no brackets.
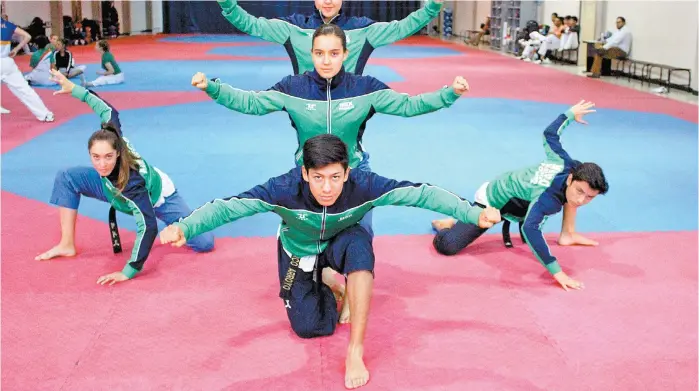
109,206,123,254
502,220,527,248
280,255,301,299
279,255,320,299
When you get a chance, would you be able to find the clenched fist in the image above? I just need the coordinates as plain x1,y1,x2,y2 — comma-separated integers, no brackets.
191,72,209,91
477,206,501,229
160,225,187,247
452,76,470,95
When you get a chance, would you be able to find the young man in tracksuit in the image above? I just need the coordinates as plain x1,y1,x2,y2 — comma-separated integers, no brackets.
192,24,469,237
160,134,500,389
431,100,609,292
215,0,443,75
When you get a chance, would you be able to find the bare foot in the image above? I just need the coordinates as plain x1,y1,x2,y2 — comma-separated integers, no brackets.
432,218,457,231
558,232,599,247
35,244,76,261
345,346,370,389
339,296,351,324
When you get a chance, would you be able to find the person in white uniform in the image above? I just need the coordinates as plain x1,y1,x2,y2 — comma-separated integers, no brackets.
0,18,54,121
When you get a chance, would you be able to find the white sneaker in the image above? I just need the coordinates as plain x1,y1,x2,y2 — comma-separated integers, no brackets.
40,112,55,122
0,106,10,114
542,58,552,64
523,58,532,62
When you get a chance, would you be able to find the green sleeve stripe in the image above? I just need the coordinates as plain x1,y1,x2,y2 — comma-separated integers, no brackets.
521,214,561,275
175,197,278,240
371,184,483,225
71,85,113,123
120,197,147,279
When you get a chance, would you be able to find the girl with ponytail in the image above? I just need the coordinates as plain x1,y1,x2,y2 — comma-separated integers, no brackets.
35,70,214,285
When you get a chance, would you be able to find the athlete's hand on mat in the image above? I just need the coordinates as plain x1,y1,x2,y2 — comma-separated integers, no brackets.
191,72,209,90
477,206,501,228
97,271,129,286
452,76,469,95
50,69,75,95
570,100,596,125
553,271,584,291
160,225,187,247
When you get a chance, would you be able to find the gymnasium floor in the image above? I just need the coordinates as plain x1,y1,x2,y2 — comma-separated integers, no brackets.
2,34,697,390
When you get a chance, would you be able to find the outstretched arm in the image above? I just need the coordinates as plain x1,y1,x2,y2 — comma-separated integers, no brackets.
365,0,443,47
51,69,123,134
192,72,286,116
160,171,294,246
371,76,467,117
365,171,500,228
216,0,293,44
542,100,595,167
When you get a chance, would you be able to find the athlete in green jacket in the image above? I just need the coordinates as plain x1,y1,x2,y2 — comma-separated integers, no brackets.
216,0,443,75
161,134,500,389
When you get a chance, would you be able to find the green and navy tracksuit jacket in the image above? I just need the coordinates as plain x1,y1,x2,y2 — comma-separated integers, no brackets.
206,66,460,168
216,0,442,75
175,167,484,262
484,110,581,275
72,86,164,278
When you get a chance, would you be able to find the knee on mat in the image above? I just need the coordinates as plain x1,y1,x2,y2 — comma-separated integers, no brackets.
433,234,463,256
190,233,215,253
290,317,336,339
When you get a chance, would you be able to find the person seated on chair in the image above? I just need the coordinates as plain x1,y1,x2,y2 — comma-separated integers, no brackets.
588,16,631,78
560,16,580,50
431,100,609,292
519,19,561,62
467,16,490,46
160,133,500,390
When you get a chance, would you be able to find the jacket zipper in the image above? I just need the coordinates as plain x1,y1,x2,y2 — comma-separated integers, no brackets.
319,206,327,240
326,78,332,134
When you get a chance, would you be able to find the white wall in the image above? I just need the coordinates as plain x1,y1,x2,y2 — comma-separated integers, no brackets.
5,0,50,27
604,0,697,89
542,0,581,22
62,0,72,16
130,0,147,33
452,0,491,36
82,0,93,21
152,0,163,33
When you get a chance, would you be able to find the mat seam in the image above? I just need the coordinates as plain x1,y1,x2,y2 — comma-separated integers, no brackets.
58,290,118,391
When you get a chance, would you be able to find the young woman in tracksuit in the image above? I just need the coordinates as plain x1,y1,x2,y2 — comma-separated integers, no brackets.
192,24,469,237
160,134,500,389
36,70,214,285
215,0,443,75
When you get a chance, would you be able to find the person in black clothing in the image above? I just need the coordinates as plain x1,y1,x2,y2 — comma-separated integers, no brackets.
53,38,86,79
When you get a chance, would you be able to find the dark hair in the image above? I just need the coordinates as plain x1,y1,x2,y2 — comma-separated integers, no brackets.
551,12,558,17
564,15,571,20
97,39,110,52
617,16,626,23
302,134,349,170
571,163,609,195
572,16,578,22
87,124,139,192
60,38,69,46
35,35,49,49
312,24,347,52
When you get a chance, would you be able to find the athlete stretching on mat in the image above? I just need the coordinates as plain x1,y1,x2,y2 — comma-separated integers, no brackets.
216,0,443,75
431,100,609,291
192,24,469,238
160,134,500,389
35,70,214,285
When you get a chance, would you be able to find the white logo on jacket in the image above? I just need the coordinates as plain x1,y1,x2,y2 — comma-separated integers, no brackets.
338,102,354,111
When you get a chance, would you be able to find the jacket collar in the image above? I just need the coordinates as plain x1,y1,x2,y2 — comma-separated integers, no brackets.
309,66,347,90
